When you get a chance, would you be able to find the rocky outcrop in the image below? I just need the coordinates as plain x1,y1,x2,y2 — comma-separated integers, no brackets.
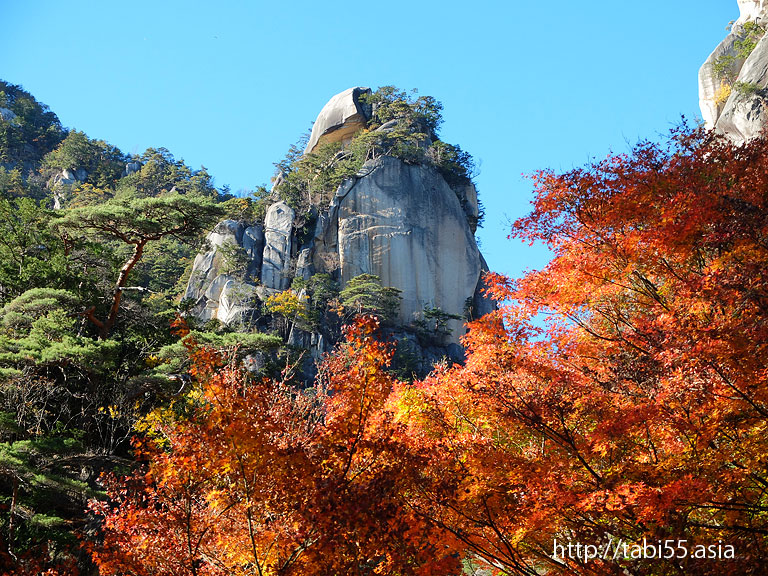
0,107,16,123
700,32,743,129
217,280,259,327
260,201,295,290
472,254,496,320
49,168,88,209
50,169,78,188
700,1,768,141
185,87,494,370
48,168,88,188
737,0,768,25
304,87,372,155
716,33,768,143
243,224,265,279
183,207,296,324
453,182,480,232
124,161,141,176
184,220,263,324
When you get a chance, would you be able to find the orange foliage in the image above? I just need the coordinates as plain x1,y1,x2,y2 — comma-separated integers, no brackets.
90,317,458,576
90,126,768,576
399,126,768,574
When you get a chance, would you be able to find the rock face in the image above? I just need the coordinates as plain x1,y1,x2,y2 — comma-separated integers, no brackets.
260,201,295,290
0,107,16,122
304,87,372,155
737,0,768,25
717,33,768,143
124,161,141,176
700,1,768,142
184,220,263,325
243,225,265,279
453,182,480,233
53,169,78,187
49,168,88,210
313,156,483,343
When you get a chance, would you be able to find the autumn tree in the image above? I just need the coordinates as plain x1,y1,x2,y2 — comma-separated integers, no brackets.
87,124,768,576
0,81,238,574
90,317,459,576
52,192,222,338
396,125,768,575
264,289,312,339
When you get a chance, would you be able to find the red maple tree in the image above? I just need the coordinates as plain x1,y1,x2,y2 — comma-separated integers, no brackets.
398,126,768,574
90,318,458,576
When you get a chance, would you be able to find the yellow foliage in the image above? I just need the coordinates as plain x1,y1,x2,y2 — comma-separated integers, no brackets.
97,405,120,419
714,80,732,106
70,183,110,207
265,290,310,322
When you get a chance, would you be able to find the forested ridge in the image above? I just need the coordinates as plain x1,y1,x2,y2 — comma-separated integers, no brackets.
0,79,272,573
2,79,768,576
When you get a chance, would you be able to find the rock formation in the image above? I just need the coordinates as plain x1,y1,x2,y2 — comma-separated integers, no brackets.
0,107,17,123
261,201,295,290
124,160,141,176
700,0,768,142
304,87,372,155
184,87,494,372
183,220,265,325
48,168,88,209
737,0,768,25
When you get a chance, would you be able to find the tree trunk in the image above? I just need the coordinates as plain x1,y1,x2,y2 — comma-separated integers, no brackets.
91,240,146,339
8,474,18,560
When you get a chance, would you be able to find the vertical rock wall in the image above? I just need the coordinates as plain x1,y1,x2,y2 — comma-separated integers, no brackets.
319,156,482,344
260,201,295,291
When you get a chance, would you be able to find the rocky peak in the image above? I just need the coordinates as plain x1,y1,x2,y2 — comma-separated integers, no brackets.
736,0,768,26
185,87,493,374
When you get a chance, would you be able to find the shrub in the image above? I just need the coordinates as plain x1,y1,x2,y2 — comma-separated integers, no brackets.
735,21,766,58
734,80,762,96
714,80,733,105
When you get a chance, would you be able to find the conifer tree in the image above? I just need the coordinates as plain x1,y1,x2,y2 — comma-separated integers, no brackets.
53,191,222,338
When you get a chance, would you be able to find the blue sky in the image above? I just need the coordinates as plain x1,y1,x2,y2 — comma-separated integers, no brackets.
1,0,735,279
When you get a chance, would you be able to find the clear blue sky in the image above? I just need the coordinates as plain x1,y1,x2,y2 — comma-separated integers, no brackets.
1,0,735,279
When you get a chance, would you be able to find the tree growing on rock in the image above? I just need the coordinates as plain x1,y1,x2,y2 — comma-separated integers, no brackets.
42,130,126,189
339,273,401,324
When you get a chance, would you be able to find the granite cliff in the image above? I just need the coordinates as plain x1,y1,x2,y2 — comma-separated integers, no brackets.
183,87,493,374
